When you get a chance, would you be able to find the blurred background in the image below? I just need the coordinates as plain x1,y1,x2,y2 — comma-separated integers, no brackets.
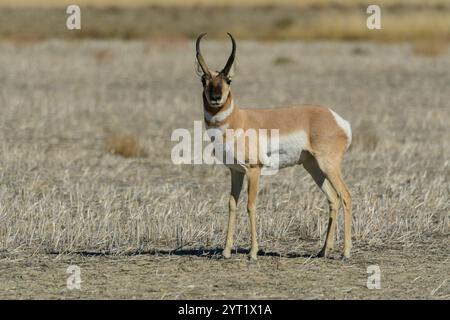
0,0,449,46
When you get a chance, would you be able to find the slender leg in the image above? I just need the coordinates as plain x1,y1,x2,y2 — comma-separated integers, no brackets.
316,158,353,259
247,166,261,260
319,180,340,257
334,173,352,259
223,169,245,259
304,157,340,258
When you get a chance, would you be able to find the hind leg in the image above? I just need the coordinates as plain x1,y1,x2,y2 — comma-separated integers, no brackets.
246,166,261,261
314,157,353,259
303,157,341,258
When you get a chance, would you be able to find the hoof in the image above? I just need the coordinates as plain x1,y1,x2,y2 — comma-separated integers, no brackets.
317,247,332,258
222,250,232,259
341,254,350,261
248,250,258,261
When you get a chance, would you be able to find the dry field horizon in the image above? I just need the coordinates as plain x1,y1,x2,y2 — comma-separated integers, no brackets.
2,0,449,7
0,36,448,299
0,1,449,42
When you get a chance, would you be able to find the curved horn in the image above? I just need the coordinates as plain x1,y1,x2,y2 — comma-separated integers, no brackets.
222,33,236,76
196,33,210,75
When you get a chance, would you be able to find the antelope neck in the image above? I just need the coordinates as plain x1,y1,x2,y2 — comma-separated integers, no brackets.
203,92,235,124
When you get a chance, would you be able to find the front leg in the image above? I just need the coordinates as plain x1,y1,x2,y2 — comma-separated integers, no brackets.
247,166,261,261
223,169,245,259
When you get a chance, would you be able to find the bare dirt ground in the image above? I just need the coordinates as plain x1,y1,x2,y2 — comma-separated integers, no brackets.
0,243,448,299
0,39,448,299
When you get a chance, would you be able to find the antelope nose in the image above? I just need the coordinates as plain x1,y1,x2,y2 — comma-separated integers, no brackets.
211,94,221,102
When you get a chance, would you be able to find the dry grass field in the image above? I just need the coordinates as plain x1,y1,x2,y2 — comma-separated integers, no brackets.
0,37,448,299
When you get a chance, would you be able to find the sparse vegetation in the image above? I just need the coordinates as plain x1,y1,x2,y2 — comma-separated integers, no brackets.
272,56,296,65
106,134,146,158
413,38,449,57
352,121,378,151
92,48,114,63
274,16,295,30
0,39,448,298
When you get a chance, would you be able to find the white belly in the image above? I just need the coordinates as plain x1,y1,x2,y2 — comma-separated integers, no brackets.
219,130,309,174
272,130,309,169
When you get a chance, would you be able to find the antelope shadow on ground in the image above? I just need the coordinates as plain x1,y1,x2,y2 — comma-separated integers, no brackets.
47,248,320,259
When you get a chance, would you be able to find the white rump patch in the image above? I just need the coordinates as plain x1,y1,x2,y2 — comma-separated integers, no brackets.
329,109,352,148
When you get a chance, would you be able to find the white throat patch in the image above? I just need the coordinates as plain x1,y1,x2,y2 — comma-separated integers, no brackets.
204,100,234,124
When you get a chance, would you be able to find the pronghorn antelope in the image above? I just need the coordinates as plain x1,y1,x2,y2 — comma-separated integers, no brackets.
196,33,353,260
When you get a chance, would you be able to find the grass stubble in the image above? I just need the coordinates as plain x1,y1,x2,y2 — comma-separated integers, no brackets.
0,39,448,298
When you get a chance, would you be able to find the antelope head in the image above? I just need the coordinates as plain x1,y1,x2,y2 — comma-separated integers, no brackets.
196,33,236,108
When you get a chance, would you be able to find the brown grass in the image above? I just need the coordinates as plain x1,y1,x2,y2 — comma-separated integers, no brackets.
272,56,296,65
2,0,450,8
2,34,46,46
92,48,114,63
0,4,449,42
413,39,449,56
106,134,146,158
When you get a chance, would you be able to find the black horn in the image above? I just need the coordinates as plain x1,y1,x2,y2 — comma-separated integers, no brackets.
196,33,210,75
222,33,236,76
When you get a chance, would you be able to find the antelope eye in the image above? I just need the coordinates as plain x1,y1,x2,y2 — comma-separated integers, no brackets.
226,78,232,85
